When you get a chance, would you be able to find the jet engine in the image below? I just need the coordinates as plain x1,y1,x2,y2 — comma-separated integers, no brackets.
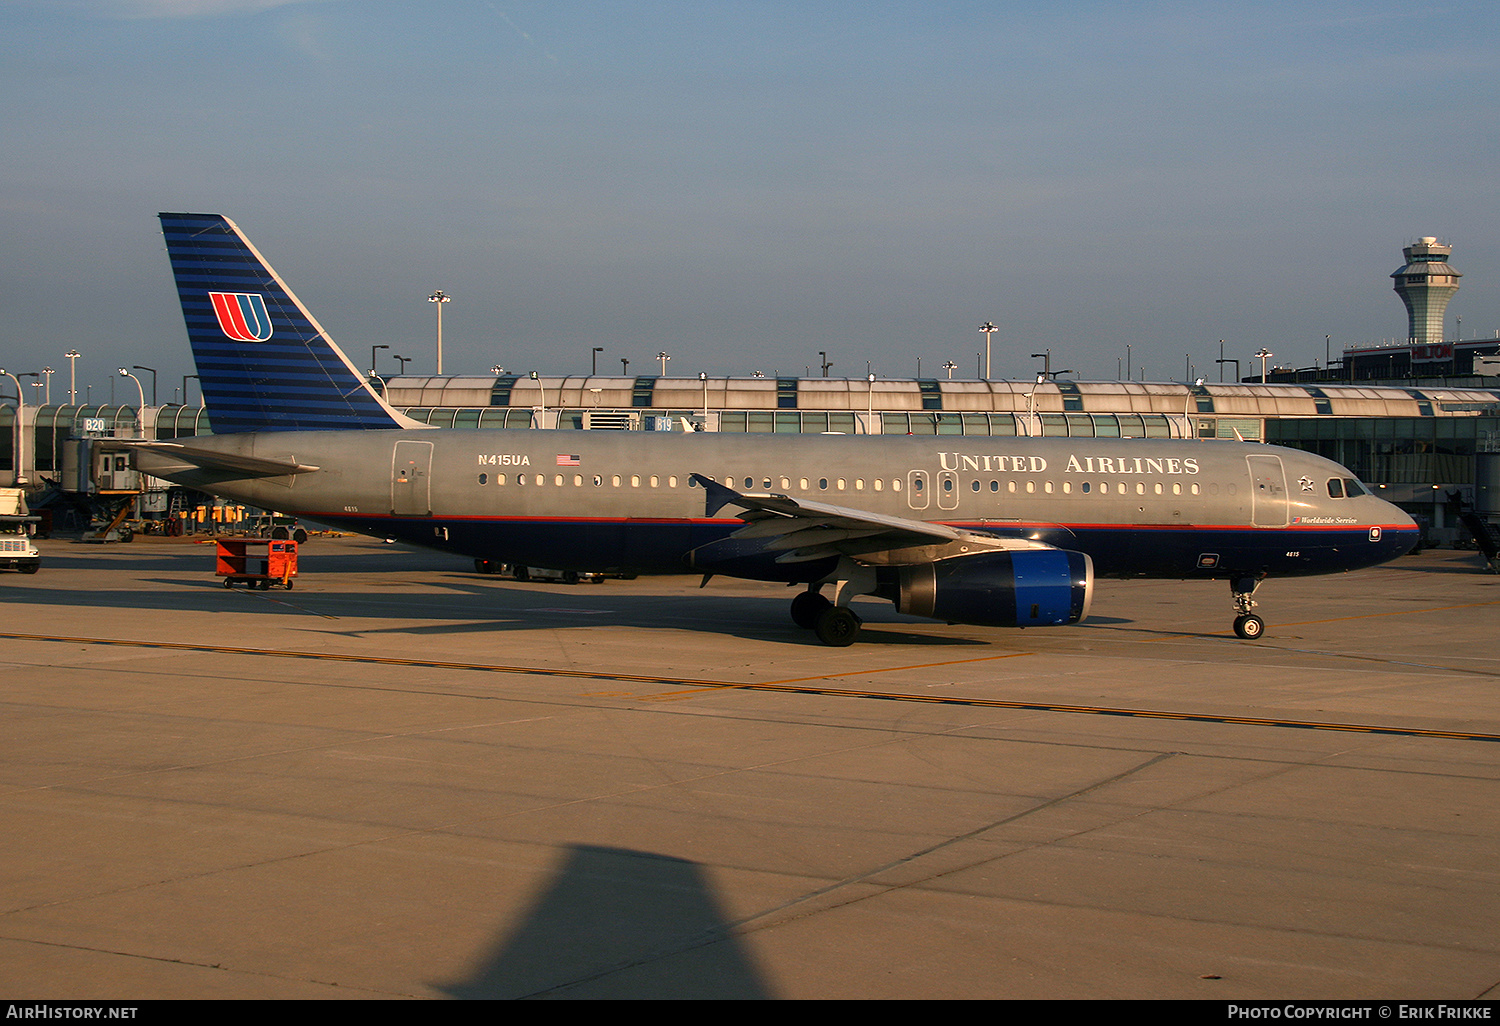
879,549,1094,628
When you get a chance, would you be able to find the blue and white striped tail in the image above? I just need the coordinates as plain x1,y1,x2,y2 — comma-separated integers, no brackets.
158,212,422,433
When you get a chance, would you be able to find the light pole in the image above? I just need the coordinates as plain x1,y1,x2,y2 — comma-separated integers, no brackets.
371,344,389,377
118,368,145,428
979,322,998,379
1030,350,1051,379
699,371,708,423
818,351,832,377
41,367,54,405
183,375,201,407
65,350,81,405
591,347,603,375
529,370,545,426
1216,357,1240,383
133,366,157,406
428,290,450,374
393,354,411,376
866,373,876,434
620,357,630,375
657,352,670,375
942,361,957,380
1255,348,1273,384
0,368,25,483
1023,378,1043,437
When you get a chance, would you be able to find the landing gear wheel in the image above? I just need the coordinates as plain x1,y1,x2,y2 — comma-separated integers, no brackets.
814,606,862,647
1233,614,1265,640
790,590,832,629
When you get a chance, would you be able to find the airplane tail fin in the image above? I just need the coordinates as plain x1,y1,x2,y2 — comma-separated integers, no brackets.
158,212,425,433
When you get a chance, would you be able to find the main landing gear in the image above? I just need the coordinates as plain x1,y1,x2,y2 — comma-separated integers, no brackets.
1231,577,1265,640
790,587,861,647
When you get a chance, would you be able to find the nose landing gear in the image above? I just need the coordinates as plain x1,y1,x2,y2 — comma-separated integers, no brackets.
1231,577,1265,639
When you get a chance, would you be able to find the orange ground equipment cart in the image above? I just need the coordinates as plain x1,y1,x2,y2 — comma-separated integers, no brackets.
215,538,298,590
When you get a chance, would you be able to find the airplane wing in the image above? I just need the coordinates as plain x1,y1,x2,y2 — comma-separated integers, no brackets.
690,473,1045,564
121,441,321,478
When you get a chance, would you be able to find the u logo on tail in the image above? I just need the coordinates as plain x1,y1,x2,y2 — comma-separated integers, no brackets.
209,292,274,342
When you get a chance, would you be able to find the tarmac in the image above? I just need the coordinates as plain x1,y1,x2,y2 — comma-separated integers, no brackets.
1,532,1498,1000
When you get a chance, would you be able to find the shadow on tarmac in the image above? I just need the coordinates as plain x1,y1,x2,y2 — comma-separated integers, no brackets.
441,844,775,999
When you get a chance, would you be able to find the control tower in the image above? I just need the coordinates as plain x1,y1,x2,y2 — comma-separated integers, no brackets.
1392,237,1461,344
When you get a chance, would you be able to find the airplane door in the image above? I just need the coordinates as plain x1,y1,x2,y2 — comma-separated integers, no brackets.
937,470,959,510
392,440,434,516
1246,454,1288,528
908,470,930,511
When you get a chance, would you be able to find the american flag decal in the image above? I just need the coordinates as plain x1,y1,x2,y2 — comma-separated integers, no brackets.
556,454,581,467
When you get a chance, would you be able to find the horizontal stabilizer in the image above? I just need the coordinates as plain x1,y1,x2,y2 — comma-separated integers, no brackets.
123,441,320,478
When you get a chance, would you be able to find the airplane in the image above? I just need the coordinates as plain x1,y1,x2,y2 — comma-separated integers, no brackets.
131,212,1420,646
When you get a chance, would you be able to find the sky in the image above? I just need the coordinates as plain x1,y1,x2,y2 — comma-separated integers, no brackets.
1,0,1497,403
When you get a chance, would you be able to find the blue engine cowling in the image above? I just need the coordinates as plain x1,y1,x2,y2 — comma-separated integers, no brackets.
883,549,1094,627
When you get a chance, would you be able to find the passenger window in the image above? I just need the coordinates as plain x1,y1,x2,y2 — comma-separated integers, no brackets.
478,473,487,485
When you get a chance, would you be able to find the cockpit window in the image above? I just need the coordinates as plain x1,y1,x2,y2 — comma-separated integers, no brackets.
1344,478,1367,497
1327,478,1344,499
